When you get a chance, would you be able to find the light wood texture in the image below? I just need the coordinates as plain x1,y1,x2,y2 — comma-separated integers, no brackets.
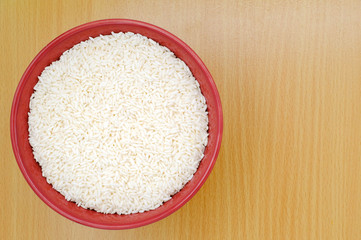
1,0,361,239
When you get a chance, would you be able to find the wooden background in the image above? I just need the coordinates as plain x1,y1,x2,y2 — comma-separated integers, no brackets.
1,0,360,239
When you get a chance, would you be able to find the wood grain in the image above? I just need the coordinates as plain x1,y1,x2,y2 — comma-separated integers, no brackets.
1,0,361,239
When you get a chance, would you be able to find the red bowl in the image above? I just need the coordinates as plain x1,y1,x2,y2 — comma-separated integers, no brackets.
10,19,223,229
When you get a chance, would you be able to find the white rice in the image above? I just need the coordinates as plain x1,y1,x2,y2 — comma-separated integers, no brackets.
28,32,208,214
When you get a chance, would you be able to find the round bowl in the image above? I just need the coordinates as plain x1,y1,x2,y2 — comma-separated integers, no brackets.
10,19,223,229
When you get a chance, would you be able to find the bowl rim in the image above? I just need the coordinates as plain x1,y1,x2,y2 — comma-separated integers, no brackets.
10,18,223,229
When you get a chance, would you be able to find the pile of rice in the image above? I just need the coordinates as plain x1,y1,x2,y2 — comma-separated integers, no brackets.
28,32,208,214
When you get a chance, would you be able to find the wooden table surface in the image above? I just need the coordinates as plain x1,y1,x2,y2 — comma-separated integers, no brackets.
1,0,361,239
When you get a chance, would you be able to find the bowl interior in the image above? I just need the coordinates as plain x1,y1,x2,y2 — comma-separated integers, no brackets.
11,19,222,229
